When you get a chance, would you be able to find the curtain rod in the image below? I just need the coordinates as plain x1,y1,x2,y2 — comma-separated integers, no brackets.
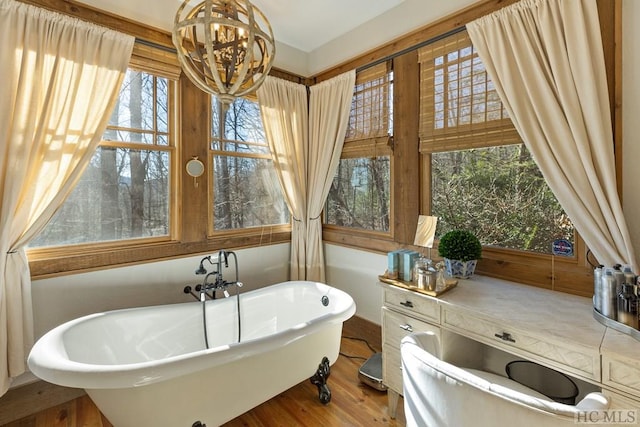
135,25,466,75
356,25,466,73
135,37,177,54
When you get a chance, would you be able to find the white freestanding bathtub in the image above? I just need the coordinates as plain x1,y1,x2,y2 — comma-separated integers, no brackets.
28,281,356,426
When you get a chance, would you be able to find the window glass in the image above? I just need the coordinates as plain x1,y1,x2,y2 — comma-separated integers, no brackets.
105,70,169,142
419,30,575,256
325,156,390,232
30,69,173,248
431,144,574,254
30,147,170,246
210,97,289,231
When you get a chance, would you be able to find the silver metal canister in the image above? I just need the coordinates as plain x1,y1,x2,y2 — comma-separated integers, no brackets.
617,283,639,329
623,265,636,285
593,265,603,313
601,269,618,320
613,265,625,295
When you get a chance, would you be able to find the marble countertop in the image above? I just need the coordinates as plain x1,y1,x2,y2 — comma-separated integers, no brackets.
383,274,640,362
437,275,606,351
601,328,640,364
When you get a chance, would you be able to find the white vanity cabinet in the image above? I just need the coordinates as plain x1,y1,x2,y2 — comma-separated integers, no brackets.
381,284,441,418
380,275,640,419
601,329,640,408
441,306,600,383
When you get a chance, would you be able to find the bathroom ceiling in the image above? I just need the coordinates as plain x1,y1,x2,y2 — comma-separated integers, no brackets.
74,0,406,52
72,0,480,75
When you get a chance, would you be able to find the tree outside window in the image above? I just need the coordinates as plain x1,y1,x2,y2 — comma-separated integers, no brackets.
419,30,574,255
30,69,174,247
210,96,289,231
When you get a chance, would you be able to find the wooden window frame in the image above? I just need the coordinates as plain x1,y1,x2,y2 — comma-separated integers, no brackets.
321,0,620,297
208,96,291,236
28,54,180,261
23,0,619,294
324,61,394,238
27,36,292,279
419,28,587,294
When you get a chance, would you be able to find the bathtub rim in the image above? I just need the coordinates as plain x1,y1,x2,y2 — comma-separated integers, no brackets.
27,280,356,389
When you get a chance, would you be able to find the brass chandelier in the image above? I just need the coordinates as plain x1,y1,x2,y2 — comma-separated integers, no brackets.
172,0,275,105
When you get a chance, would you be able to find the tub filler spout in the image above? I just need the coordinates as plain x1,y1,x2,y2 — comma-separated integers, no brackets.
189,250,240,300
201,274,243,298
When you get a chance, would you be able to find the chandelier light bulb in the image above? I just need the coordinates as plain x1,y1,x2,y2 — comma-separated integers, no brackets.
173,0,275,105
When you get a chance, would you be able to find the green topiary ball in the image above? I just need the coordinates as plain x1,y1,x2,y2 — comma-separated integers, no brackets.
438,229,482,262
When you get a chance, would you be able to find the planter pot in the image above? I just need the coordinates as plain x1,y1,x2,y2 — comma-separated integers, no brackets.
444,258,477,279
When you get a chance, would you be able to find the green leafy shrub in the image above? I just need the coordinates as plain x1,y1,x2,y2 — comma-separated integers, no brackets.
438,229,482,262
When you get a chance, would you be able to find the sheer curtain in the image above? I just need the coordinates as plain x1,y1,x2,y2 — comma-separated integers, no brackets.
257,77,309,280
0,0,133,394
307,71,355,282
467,0,637,270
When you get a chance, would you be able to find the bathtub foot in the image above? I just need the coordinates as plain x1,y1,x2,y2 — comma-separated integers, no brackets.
310,356,332,405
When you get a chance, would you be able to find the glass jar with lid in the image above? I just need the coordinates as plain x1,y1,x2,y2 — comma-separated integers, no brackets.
413,257,435,291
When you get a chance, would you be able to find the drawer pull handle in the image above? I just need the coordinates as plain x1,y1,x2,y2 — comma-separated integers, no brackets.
400,301,414,308
400,324,414,332
494,332,516,343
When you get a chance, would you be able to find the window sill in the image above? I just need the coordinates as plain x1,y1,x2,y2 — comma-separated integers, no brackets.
323,226,593,297
28,230,291,279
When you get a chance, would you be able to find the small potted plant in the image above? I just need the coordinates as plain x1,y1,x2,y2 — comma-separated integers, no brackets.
437,229,482,279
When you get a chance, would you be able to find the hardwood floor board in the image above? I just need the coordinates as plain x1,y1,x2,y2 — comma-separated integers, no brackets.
223,333,404,426
38,400,75,427
76,396,109,427
3,417,36,427
0,381,85,425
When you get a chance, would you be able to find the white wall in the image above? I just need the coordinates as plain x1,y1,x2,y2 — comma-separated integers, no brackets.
623,0,640,253
30,243,381,348
324,244,386,325
31,244,290,339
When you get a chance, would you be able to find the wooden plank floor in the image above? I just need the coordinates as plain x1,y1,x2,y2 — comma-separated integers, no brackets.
3,331,405,426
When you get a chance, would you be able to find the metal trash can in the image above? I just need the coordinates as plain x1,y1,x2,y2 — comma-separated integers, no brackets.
506,360,579,405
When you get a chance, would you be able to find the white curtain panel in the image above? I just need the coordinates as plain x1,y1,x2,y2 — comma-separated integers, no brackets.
0,0,133,394
307,71,356,282
467,0,637,270
257,76,309,280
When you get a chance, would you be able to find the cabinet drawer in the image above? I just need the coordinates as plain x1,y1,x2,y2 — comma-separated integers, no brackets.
383,286,440,323
603,356,640,397
382,344,403,394
383,307,440,351
602,388,640,410
442,308,599,381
